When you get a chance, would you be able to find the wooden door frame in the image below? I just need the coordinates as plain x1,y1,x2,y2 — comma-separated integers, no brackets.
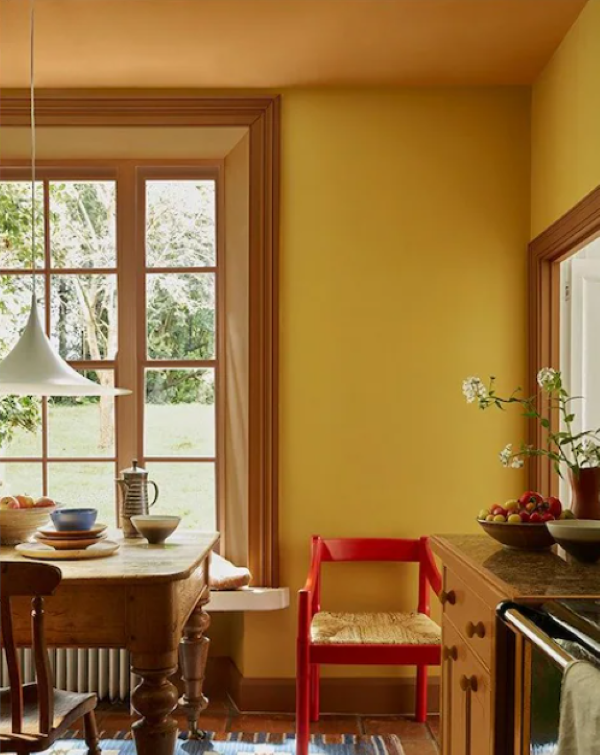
0,90,281,586
528,185,600,495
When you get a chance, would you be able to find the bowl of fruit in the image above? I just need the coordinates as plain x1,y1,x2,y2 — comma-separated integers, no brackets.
477,491,574,551
0,495,57,546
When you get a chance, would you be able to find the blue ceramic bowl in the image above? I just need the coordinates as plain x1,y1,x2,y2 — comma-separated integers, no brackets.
51,508,98,532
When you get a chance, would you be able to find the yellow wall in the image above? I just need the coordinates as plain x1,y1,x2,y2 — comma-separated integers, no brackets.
531,0,600,237
0,89,531,680
242,88,531,678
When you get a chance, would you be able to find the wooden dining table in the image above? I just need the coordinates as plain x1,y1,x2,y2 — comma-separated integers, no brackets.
0,530,219,755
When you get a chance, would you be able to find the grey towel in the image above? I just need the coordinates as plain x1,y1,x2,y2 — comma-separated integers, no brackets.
557,661,600,755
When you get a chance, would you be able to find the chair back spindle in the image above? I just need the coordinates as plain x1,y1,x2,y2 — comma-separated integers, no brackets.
1,599,24,732
0,563,62,736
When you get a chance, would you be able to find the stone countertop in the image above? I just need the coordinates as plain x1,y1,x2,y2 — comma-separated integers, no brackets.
431,534,600,600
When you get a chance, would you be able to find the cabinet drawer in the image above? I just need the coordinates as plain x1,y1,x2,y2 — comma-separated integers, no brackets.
441,567,494,670
442,617,492,755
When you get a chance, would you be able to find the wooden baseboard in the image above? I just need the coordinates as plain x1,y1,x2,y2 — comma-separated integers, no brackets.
211,657,439,715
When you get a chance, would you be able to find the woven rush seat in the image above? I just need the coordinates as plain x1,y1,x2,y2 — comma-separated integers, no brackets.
310,611,441,645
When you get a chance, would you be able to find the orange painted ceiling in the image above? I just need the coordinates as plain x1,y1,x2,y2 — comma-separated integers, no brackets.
0,0,588,88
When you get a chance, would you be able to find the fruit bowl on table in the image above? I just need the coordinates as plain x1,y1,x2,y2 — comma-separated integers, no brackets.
477,519,556,550
0,496,57,546
546,520,600,563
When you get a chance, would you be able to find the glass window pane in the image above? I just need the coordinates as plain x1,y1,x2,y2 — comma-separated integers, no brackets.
50,181,116,268
0,397,43,458
147,273,215,360
50,274,117,360
0,181,44,269
49,371,115,457
146,180,216,267
48,462,117,526
145,369,214,457
0,462,43,499
0,275,45,359
146,462,215,530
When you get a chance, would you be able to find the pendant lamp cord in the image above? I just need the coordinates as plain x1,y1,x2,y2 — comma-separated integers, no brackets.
30,0,37,293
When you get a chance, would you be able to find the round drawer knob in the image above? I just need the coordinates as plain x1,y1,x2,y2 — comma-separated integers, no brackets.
440,590,456,606
465,621,486,639
443,645,458,662
459,674,478,692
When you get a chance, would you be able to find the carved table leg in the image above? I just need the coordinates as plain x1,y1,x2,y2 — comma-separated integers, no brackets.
131,664,179,755
178,586,211,740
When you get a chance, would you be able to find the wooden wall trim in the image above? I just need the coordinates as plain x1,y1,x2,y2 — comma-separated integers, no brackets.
0,90,280,586
528,184,600,493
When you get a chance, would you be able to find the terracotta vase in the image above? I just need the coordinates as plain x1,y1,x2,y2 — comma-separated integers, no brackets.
569,468,600,520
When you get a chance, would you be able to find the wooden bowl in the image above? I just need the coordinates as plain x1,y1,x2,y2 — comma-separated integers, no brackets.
477,519,555,550
546,520,600,563
0,506,57,546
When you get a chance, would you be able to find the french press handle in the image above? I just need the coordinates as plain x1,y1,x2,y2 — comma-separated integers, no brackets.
148,480,159,507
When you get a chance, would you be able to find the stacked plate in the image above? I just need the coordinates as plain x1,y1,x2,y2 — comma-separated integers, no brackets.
35,523,109,550
15,523,119,560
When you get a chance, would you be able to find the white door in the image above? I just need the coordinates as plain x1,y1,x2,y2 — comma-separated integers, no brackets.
569,259,600,438
559,257,600,503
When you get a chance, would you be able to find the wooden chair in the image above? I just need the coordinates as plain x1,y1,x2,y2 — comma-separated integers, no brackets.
296,536,442,755
0,562,101,754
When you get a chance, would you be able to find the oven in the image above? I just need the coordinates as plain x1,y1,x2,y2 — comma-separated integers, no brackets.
497,600,600,755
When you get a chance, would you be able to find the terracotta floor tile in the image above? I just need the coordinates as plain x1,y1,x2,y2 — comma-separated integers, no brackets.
228,713,295,734
427,716,440,743
401,740,440,755
361,716,429,739
311,715,362,736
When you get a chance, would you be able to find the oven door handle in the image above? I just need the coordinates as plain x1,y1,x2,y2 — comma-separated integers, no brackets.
501,606,573,671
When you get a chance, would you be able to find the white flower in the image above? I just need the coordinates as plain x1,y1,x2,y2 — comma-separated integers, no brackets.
578,437,600,468
499,443,513,467
511,458,524,469
537,367,558,391
462,377,488,404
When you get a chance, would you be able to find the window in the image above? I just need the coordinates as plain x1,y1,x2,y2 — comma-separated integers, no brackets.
0,90,280,584
0,166,221,531
0,176,118,524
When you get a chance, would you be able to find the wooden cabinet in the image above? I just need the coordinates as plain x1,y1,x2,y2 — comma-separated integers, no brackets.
437,553,503,755
432,534,600,755
442,607,492,755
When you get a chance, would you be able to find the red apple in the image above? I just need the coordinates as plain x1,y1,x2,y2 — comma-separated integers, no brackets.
545,496,562,518
519,491,544,507
35,496,55,508
519,511,531,523
0,496,20,510
15,494,35,509
541,513,556,522
530,512,543,523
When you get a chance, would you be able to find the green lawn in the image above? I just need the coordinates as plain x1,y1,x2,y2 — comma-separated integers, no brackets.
0,403,216,530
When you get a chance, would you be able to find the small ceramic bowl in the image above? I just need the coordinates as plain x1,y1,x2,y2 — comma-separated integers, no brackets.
51,508,98,532
131,515,181,545
477,519,556,550
546,520,600,563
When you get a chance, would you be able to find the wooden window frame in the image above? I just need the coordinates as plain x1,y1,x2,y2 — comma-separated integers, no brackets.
528,185,600,496
0,165,121,501
0,91,280,586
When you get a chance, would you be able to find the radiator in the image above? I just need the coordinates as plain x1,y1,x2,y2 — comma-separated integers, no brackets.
1,648,135,702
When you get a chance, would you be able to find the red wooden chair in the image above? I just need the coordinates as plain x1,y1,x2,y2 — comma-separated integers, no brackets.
296,536,442,755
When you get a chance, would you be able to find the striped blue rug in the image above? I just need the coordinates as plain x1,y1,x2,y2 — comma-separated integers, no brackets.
45,731,405,755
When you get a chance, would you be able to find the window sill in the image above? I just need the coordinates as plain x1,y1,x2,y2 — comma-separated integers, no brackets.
207,586,289,612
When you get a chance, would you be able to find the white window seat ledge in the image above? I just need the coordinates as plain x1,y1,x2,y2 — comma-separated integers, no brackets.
207,587,289,612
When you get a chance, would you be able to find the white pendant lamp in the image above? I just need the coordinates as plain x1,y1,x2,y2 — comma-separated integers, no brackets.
0,0,130,398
